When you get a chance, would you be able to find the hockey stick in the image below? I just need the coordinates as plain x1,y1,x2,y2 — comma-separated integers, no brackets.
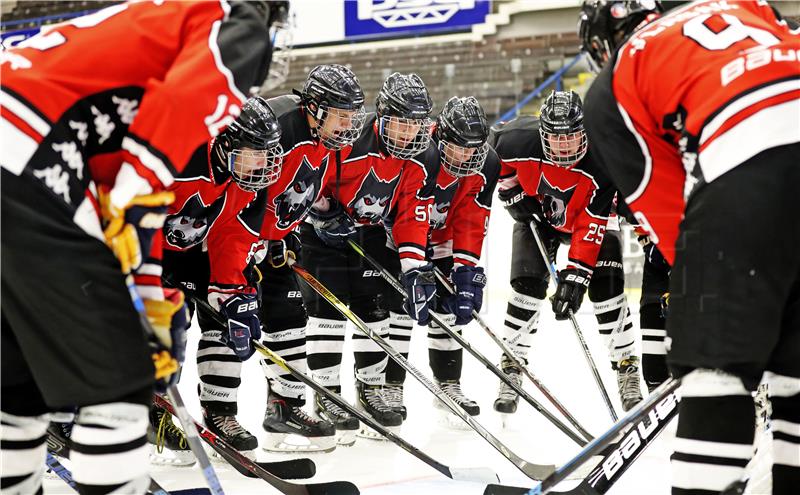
46,449,211,495
483,377,681,495
431,264,595,443
186,291,498,483
347,239,588,448
153,394,360,495
290,260,557,481
124,275,225,495
528,222,618,422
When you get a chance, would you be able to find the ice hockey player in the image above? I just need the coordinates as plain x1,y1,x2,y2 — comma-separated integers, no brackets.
303,72,438,440
155,95,283,461
252,64,367,452
0,1,273,493
384,96,499,422
580,1,800,493
491,90,643,415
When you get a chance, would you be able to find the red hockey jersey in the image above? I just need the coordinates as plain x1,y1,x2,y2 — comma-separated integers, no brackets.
0,1,271,239
492,116,616,274
258,95,341,242
584,0,800,264
162,142,267,293
429,143,500,268
320,114,439,270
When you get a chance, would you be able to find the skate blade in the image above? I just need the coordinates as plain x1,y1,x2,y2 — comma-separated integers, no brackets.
434,406,476,431
262,432,336,453
149,445,197,467
336,430,356,447
356,423,401,441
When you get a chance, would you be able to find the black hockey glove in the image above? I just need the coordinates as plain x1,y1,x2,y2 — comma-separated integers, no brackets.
442,265,487,325
498,184,543,223
308,199,357,248
638,235,670,271
216,293,262,360
267,231,301,268
552,267,590,320
401,263,437,326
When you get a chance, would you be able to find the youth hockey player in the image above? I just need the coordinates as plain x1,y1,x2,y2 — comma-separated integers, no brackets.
383,96,500,421
303,72,439,439
580,1,800,493
0,1,273,493
491,90,643,415
156,95,283,461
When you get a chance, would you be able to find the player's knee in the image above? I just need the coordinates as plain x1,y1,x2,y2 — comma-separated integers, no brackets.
588,275,624,302
511,277,547,299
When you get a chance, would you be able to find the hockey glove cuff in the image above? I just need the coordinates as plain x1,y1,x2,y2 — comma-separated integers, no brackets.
217,293,262,360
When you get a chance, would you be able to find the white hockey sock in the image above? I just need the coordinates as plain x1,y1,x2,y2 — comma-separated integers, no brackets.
353,318,389,386
0,411,48,494
260,325,306,402
71,402,150,493
197,329,241,407
592,294,636,363
306,317,346,388
502,289,542,361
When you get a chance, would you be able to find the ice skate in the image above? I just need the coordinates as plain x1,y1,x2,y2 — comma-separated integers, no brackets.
315,387,359,447
263,395,336,453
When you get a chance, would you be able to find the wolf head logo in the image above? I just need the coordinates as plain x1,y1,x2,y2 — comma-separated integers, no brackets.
165,193,225,249
430,180,459,229
536,175,576,229
273,155,328,229
348,169,401,224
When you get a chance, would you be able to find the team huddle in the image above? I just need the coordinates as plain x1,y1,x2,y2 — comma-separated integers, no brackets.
1,1,798,494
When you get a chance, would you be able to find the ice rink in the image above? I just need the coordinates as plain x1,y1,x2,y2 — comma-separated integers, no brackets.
44,205,676,495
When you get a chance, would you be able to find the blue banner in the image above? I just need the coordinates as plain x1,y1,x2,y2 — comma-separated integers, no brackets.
344,0,490,40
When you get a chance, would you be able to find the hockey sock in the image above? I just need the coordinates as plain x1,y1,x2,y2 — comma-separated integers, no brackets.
197,328,241,415
671,369,754,495
501,289,543,361
353,318,390,386
260,325,306,406
428,312,463,382
591,293,635,364
0,410,48,494
765,371,800,494
641,302,669,390
71,400,150,494
386,311,413,384
306,317,347,388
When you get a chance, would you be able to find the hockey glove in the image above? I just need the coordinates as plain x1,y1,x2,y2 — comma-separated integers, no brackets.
552,267,591,320
638,235,670,271
400,263,438,326
144,288,190,391
498,184,543,224
100,190,175,274
266,231,301,268
443,265,487,325
216,293,262,360
308,199,357,248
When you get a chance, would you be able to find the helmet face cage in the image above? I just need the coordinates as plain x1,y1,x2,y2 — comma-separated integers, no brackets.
379,115,433,159
439,140,489,178
227,143,284,192
539,128,588,166
314,105,367,150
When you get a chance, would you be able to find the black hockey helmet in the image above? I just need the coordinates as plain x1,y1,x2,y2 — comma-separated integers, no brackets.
539,90,587,166
436,96,490,177
579,1,662,71
214,95,283,191
375,72,434,159
298,64,366,149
